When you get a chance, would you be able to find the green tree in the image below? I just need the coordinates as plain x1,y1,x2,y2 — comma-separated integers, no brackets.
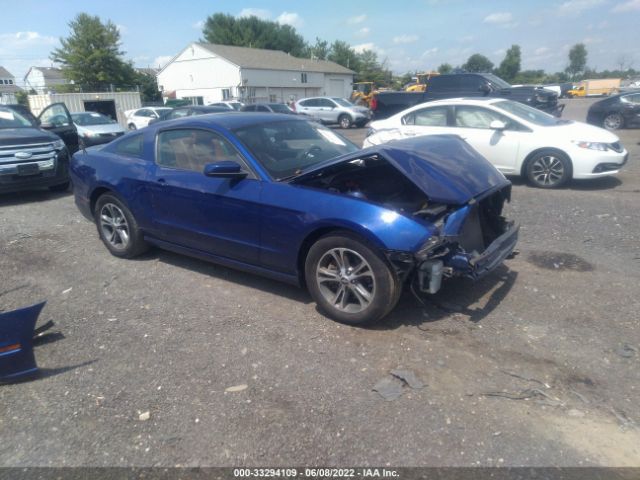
134,70,162,102
437,63,453,74
202,13,307,57
496,45,521,82
327,40,360,71
462,54,494,73
51,13,134,88
307,38,329,60
566,43,587,79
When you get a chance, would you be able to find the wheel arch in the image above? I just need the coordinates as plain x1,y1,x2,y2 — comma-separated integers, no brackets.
296,225,387,288
520,147,573,178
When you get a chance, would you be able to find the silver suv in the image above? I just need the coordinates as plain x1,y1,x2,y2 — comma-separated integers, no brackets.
294,97,370,128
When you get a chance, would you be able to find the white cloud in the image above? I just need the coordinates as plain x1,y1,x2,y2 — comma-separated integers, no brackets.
276,12,304,27
238,8,271,19
483,12,513,24
347,14,367,24
116,24,127,35
422,47,438,57
612,0,640,11
153,55,173,69
558,0,605,15
352,42,375,53
355,27,370,38
458,35,474,43
192,20,205,29
534,47,550,56
0,31,57,48
393,34,419,44
583,36,603,44
0,32,59,81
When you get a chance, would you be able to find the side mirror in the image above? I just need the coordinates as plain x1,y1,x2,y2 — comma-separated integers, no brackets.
203,160,248,178
479,84,491,94
489,120,506,130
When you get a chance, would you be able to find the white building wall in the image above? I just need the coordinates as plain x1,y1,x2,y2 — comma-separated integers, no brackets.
157,44,242,104
323,74,354,98
25,70,45,92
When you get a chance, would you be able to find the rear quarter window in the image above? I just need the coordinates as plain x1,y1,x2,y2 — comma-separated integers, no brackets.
113,134,144,158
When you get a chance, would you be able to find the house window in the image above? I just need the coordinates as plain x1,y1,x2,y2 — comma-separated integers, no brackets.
269,94,277,102
8,79,14,85
222,88,231,100
301,73,308,83
183,96,204,106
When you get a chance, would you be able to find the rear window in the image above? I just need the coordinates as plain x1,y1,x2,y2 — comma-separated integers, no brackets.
113,133,144,157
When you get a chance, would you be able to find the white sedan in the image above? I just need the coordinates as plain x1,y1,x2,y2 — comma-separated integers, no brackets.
124,107,172,130
364,98,628,188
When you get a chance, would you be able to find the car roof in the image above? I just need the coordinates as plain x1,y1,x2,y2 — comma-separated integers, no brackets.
150,112,305,130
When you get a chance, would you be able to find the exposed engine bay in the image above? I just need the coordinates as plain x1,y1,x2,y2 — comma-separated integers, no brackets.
295,154,518,293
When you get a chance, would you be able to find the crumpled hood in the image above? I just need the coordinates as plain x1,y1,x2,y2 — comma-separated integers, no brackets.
0,128,59,146
296,135,511,205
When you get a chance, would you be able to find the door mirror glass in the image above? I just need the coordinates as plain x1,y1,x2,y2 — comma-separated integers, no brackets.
203,160,247,178
489,120,506,130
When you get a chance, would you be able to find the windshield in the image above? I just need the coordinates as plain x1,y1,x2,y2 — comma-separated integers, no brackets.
484,74,511,89
332,98,353,107
494,100,560,126
72,112,114,126
0,107,34,129
269,104,293,113
234,119,359,180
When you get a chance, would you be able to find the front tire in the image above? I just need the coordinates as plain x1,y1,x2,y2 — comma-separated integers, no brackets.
603,112,624,131
305,234,400,325
94,193,148,258
525,150,572,189
338,114,352,129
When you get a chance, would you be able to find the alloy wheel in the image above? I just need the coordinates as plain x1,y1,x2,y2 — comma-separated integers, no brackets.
99,203,130,250
603,113,622,130
316,248,376,314
530,155,565,187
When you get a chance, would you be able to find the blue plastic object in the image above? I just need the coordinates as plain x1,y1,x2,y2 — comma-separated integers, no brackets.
0,301,45,383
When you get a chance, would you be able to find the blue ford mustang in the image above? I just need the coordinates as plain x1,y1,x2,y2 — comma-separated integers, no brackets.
70,113,519,324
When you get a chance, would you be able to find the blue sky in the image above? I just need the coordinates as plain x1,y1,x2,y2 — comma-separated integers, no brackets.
1,0,639,84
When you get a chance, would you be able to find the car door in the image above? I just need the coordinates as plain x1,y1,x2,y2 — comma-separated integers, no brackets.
317,98,339,122
148,127,261,264
620,93,640,126
452,105,524,173
37,103,79,153
297,99,320,120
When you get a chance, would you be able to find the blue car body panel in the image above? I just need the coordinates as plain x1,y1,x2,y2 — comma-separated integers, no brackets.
70,113,517,288
0,301,45,382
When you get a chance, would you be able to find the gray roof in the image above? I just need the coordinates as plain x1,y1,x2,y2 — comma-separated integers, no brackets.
0,66,14,79
197,43,355,75
37,67,65,81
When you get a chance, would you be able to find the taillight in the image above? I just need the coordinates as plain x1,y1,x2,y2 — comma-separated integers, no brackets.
370,96,377,111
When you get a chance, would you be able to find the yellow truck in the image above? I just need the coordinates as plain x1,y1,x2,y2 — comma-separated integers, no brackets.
405,72,440,92
567,78,621,97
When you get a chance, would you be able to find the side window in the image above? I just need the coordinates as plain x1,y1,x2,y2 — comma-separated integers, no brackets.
137,109,151,117
40,104,71,127
402,106,448,126
168,109,189,119
114,134,144,158
156,129,251,174
257,105,270,112
303,99,319,107
622,94,640,104
459,76,482,90
454,106,514,129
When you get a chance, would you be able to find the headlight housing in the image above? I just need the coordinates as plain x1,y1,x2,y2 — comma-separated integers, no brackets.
574,141,610,151
52,139,65,150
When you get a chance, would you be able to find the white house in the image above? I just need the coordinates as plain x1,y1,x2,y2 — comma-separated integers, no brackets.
157,43,355,105
0,66,20,104
23,67,68,94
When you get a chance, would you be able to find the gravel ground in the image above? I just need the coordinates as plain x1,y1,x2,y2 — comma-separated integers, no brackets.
1,98,639,467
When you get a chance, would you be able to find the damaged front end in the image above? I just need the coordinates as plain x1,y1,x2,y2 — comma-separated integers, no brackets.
411,185,519,294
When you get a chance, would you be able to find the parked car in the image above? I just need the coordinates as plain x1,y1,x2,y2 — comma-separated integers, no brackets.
240,103,296,114
71,112,125,146
209,101,244,111
370,73,562,120
124,107,172,130
364,98,627,188
586,91,640,130
70,113,518,325
149,105,231,124
294,97,370,128
0,103,77,194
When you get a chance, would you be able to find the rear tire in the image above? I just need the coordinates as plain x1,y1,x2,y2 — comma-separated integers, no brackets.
305,233,400,325
338,114,352,129
94,193,148,258
603,112,624,131
525,150,572,189
128,123,137,130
